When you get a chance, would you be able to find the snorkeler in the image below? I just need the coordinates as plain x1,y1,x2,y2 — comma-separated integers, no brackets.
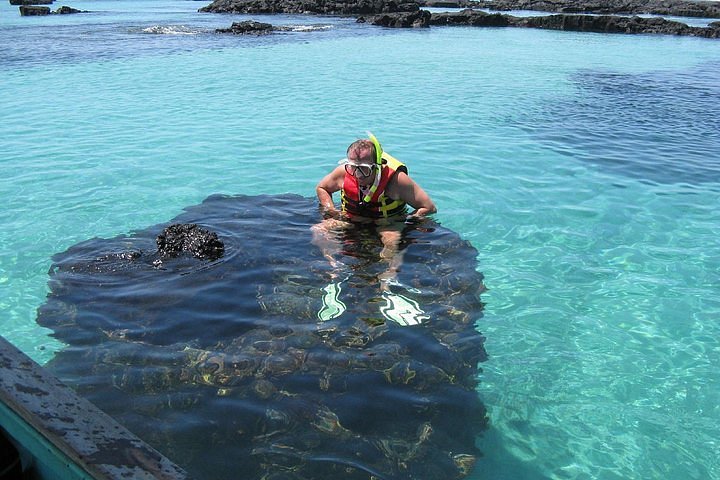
312,133,436,325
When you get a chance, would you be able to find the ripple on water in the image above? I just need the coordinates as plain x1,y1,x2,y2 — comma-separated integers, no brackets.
533,62,720,188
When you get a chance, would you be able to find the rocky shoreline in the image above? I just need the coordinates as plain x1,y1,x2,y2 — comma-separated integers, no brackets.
205,0,720,38
461,0,720,19
12,0,719,39
366,9,720,37
201,0,720,18
200,0,420,15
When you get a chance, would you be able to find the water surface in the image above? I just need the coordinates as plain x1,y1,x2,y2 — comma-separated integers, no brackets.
1,1,719,479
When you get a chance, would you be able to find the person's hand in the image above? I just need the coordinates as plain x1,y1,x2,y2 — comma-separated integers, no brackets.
405,213,425,225
321,206,340,220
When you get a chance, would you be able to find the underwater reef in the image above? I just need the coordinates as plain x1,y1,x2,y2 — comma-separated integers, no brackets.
38,193,489,480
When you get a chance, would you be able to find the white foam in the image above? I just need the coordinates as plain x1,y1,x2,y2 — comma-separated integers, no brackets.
139,25,201,35
277,24,333,32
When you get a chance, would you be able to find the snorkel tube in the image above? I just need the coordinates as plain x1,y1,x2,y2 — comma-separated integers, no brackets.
368,132,383,166
362,132,384,203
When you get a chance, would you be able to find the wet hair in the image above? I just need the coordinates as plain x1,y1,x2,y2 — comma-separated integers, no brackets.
346,139,375,162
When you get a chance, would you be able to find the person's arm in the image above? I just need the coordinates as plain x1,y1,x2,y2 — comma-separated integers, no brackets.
316,166,345,218
390,171,437,218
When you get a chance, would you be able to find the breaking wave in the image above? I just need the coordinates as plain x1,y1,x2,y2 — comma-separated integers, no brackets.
276,24,334,32
138,25,205,35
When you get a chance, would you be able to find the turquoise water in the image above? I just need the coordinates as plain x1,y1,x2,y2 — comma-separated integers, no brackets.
2,0,720,478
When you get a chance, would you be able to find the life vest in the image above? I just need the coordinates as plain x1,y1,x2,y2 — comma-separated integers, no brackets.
341,152,408,220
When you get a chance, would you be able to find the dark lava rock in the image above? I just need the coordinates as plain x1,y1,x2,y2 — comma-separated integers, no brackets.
156,223,225,261
10,0,53,5
54,5,85,14
518,13,720,37
216,20,274,34
18,4,87,15
430,9,510,26
19,5,50,15
469,0,720,19
370,9,431,26
418,0,478,7
200,0,419,15
425,9,720,37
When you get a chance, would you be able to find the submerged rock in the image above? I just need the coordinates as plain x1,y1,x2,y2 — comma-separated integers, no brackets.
37,193,488,480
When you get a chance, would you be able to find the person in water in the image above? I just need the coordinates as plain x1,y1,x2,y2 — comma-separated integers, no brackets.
316,135,436,224
313,133,436,325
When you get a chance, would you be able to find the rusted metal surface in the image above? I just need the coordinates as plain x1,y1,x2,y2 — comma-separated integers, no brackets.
0,335,190,480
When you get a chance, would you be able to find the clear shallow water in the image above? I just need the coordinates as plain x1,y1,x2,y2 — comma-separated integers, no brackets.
1,1,720,479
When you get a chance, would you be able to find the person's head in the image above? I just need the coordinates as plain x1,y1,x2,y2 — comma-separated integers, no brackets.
345,139,377,186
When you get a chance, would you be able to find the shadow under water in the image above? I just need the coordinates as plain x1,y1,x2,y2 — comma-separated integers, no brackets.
534,61,720,189
37,193,488,480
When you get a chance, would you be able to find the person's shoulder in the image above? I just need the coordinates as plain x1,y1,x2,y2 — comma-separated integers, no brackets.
333,164,347,177
331,165,347,184
391,169,413,186
385,169,410,198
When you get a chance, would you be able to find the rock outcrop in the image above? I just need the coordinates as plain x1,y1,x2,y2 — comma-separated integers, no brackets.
216,20,274,33
54,5,84,13
10,0,53,5
18,4,86,15
517,12,720,36
427,10,510,26
365,8,431,26
418,0,478,7
19,5,49,14
200,0,419,15
367,8,720,37
156,223,225,261
425,10,720,37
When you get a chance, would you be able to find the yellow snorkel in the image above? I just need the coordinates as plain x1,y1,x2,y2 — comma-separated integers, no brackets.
368,132,383,166
362,132,384,203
